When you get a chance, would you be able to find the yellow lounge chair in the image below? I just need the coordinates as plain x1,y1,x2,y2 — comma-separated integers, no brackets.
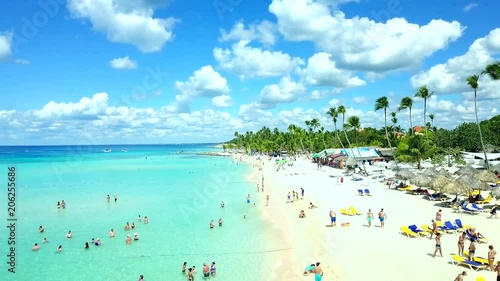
451,254,487,271
340,208,354,216
476,277,486,281
349,206,362,215
400,226,418,238
476,195,492,204
399,185,412,191
422,224,443,234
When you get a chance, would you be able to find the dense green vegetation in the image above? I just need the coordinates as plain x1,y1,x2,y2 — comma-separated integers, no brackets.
224,62,500,169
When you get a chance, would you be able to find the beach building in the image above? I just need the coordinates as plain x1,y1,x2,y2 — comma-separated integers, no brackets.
314,147,385,168
461,151,500,168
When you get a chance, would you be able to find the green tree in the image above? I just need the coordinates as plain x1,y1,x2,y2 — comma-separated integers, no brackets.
338,105,355,156
375,96,398,169
327,107,345,149
414,86,434,136
482,61,500,80
396,134,438,169
345,116,367,174
398,96,413,134
467,75,490,170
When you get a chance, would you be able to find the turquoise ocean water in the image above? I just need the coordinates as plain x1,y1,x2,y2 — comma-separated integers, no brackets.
0,144,285,281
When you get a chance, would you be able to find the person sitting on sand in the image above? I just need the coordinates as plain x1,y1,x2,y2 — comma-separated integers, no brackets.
66,230,73,238
125,235,132,245
309,202,317,209
109,228,115,237
299,210,306,218
303,264,315,275
454,271,466,281
33,243,39,251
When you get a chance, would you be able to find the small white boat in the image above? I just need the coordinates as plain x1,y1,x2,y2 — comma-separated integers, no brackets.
121,149,127,152
103,149,112,153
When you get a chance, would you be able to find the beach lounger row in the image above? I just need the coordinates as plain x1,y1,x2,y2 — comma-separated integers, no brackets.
460,202,487,214
399,219,475,238
464,251,498,267
356,189,372,196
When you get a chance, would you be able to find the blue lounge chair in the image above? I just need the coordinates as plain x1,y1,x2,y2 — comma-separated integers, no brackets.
408,224,428,236
444,221,459,231
471,204,485,212
357,189,364,196
461,205,479,214
364,189,372,196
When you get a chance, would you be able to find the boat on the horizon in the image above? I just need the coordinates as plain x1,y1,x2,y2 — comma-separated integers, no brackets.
103,149,112,153
121,149,127,152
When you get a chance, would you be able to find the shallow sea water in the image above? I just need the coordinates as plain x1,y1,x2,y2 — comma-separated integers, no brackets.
0,145,286,281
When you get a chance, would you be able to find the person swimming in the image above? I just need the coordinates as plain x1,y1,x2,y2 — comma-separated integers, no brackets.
39,226,44,233
131,222,136,229
144,216,148,224
91,238,95,244
66,230,73,238
85,242,89,249
203,263,210,277
106,194,110,203
133,233,139,241
210,220,215,229
210,262,216,276
43,238,49,244
57,245,62,252
125,235,132,244
57,201,60,209
125,222,130,231
61,200,66,209
221,201,225,208
95,238,101,246
218,218,223,226
182,262,187,273
32,243,39,251
109,228,115,237
138,215,142,221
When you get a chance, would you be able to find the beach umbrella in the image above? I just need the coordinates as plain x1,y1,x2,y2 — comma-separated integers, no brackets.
490,188,500,200
429,175,451,190
440,178,471,195
437,168,451,177
458,175,492,191
410,175,432,187
455,165,477,176
422,167,438,177
395,169,415,180
474,170,498,183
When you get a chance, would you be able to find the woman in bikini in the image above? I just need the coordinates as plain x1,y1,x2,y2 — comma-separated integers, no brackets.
181,262,187,273
187,268,194,281
458,232,466,256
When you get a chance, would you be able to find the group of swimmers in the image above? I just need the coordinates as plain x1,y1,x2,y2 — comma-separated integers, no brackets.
182,261,216,280
56,200,66,209
209,219,224,228
123,215,148,244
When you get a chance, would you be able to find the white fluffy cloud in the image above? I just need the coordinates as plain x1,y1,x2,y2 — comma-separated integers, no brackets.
411,28,500,94
68,0,176,52
213,40,304,79
0,31,12,60
300,52,365,89
269,0,463,72
168,65,231,112
219,21,276,46
353,96,368,104
463,3,478,12
109,56,137,70
259,76,306,107
34,93,109,119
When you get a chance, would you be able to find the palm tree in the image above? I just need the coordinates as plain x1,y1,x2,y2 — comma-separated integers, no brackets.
310,118,320,132
338,105,355,156
429,114,435,131
482,61,500,80
396,134,437,169
398,97,413,134
344,116,367,175
467,75,490,170
375,96,398,170
414,86,434,136
327,107,345,149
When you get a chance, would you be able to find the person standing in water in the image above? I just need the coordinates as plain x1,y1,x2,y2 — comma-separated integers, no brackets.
106,195,110,203
247,194,251,204
114,195,118,203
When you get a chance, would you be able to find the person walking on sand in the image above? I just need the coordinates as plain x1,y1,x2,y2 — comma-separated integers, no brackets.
469,239,477,261
430,219,438,240
433,233,443,257
489,245,497,271
301,187,304,199
329,210,336,227
367,209,374,227
458,232,466,256
490,204,498,219
378,208,387,228
314,262,323,281
454,271,466,281
435,209,442,221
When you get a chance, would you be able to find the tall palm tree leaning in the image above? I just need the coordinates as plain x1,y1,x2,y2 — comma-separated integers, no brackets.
327,107,345,150
414,86,433,137
345,116,367,175
398,97,413,134
429,114,435,131
337,105,355,157
375,96,399,170
467,75,490,170
482,61,500,80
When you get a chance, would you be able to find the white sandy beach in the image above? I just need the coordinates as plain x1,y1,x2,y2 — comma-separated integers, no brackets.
242,155,499,281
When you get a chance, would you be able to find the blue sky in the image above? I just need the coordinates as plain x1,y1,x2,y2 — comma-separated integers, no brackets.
0,0,499,145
